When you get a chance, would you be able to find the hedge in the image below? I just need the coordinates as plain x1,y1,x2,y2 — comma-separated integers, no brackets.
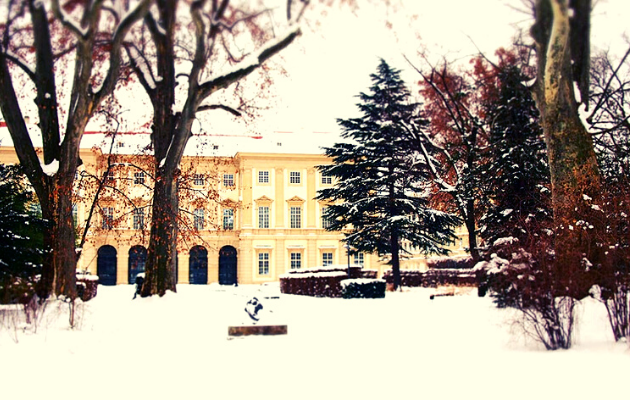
279,264,366,297
341,279,386,299
382,269,476,288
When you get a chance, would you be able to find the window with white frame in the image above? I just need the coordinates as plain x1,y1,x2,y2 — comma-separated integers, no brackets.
290,252,302,269
102,207,113,230
133,208,145,230
290,206,301,229
194,208,204,230
321,174,332,185
322,252,333,266
223,173,234,187
321,206,333,229
258,206,270,229
258,170,269,183
193,174,204,186
134,171,145,185
289,171,301,184
258,252,270,275
223,208,234,230
353,252,364,266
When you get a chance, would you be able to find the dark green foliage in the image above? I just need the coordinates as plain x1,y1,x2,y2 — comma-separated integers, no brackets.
317,60,460,291
479,64,551,245
341,279,386,299
0,164,46,303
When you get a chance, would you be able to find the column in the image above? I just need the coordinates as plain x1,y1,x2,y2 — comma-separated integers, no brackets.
275,168,285,228
307,167,317,228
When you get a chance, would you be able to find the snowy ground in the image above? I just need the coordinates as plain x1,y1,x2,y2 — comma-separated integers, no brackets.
1,284,628,400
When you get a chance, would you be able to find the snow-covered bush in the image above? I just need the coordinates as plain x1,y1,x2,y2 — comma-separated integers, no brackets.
76,273,99,302
475,231,581,350
426,256,474,270
382,269,476,288
341,279,386,299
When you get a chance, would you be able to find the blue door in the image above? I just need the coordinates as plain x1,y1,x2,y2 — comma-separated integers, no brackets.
97,245,117,285
189,246,208,284
219,246,237,285
128,246,147,284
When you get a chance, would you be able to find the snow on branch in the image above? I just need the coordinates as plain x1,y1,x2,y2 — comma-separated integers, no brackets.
198,25,301,99
51,0,89,38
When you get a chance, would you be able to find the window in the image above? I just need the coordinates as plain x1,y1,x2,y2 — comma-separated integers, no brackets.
72,204,78,227
258,206,270,229
289,171,301,184
353,253,364,266
133,208,145,230
322,206,333,229
321,174,332,185
134,172,145,185
290,252,302,269
258,170,269,184
258,252,270,275
290,206,301,229
102,207,114,230
193,174,204,186
194,208,204,230
322,252,333,266
223,208,234,230
105,171,115,184
223,173,234,187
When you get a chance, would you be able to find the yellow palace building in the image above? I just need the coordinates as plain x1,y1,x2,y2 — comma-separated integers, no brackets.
0,129,469,286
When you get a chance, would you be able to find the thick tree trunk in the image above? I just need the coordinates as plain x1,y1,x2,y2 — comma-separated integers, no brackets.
532,0,601,297
141,167,179,297
465,199,480,261
36,177,78,299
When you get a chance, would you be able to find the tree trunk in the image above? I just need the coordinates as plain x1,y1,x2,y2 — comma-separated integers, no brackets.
390,229,401,291
465,201,480,261
532,0,602,296
141,166,179,297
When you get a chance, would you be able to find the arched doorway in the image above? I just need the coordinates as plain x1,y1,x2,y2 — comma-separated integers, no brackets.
189,246,208,284
128,245,147,284
219,245,237,285
97,245,117,285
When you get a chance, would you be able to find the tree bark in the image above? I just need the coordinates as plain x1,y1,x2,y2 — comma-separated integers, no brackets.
141,167,179,296
532,0,601,295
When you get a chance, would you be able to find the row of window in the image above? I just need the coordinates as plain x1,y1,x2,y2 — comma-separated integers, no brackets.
104,170,333,188
258,170,332,185
102,205,332,231
256,251,364,275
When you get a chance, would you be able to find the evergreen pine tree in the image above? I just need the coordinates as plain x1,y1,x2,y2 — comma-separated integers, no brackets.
0,164,46,303
480,64,551,246
317,59,459,290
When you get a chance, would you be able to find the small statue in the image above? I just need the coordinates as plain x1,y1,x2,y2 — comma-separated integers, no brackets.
244,297,263,322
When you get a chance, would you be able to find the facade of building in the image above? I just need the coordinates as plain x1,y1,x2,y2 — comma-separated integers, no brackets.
0,143,470,286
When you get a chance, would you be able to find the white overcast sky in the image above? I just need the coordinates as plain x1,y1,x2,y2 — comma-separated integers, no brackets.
247,0,630,146
97,0,630,155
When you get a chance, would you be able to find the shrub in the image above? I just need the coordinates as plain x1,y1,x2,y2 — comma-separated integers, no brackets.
427,256,475,269
341,279,386,299
76,273,99,302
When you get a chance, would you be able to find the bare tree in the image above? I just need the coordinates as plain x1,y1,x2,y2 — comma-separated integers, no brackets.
123,1,307,296
0,0,151,299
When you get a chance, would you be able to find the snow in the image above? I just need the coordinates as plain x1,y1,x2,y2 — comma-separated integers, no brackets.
40,159,59,176
1,284,627,400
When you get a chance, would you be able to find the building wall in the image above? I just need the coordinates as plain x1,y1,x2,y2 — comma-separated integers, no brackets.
0,146,471,286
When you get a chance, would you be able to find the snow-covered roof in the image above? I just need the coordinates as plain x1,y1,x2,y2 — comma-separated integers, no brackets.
0,123,339,158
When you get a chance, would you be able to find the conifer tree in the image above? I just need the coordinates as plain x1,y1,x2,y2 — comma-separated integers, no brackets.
480,64,551,245
0,164,46,303
317,59,459,290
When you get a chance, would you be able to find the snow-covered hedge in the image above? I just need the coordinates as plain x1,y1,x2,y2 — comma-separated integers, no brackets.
279,265,367,297
426,256,474,270
382,269,476,288
76,273,99,301
341,279,386,299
